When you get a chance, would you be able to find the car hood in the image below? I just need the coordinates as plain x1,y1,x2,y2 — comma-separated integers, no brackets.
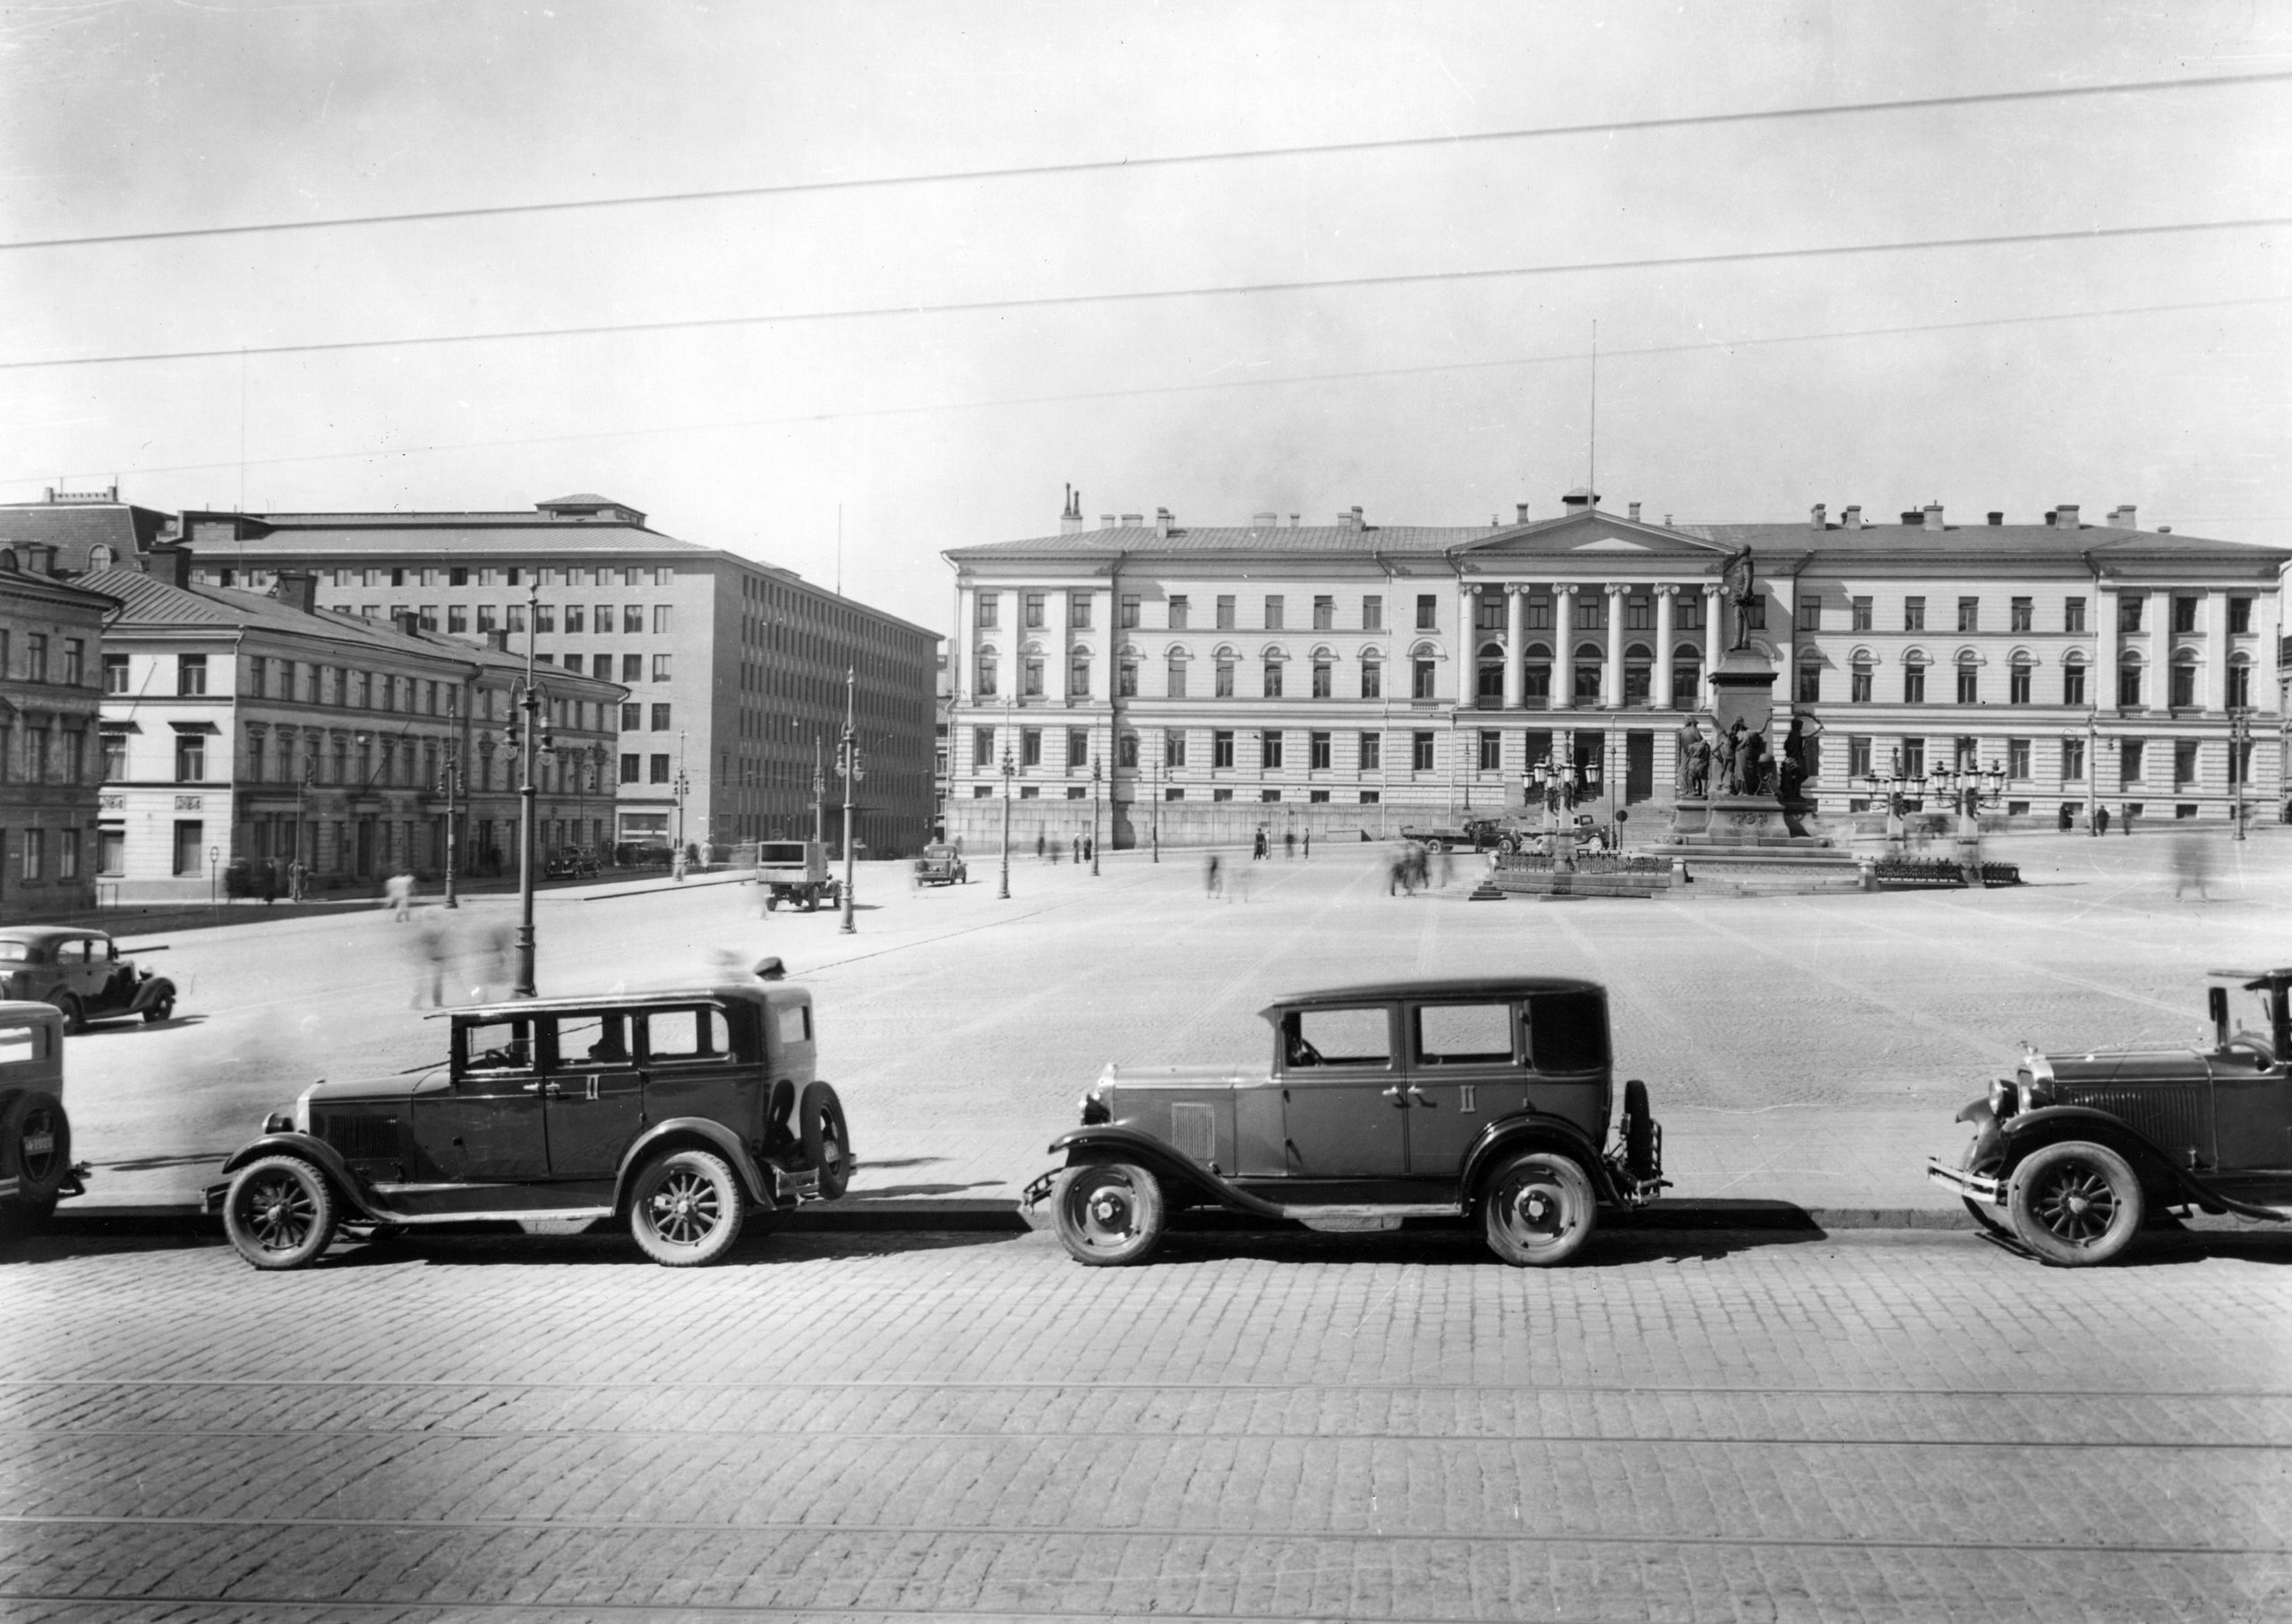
1101,1061,1271,1090
2031,1047,2216,1085
304,1072,437,1108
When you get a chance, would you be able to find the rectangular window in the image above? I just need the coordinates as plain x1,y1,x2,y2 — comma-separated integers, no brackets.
620,702,642,731
1263,595,1285,630
2121,739,2144,783
1626,593,1654,632
1851,665,1872,704
1359,732,1381,771
1411,731,1435,772
1362,595,1383,631
649,754,671,784
476,606,498,633
2172,595,2199,634
594,603,614,633
2007,738,2031,779
1212,731,1235,769
1475,594,1506,633
2064,596,2087,633
1412,659,1435,700
620,753,640,783
1415,595,1437,631
2228,596,2253,634
447,606,469,634
2062,738,2085,780
1848,735,1873,778
975,594,999,629
175,653,204,695
1577,592,1606,631
1901,738,1926,778
643,604,667,635
1313,595,1334,630
2010,597,2032,633
2174,739,2198,785
620,605,643,634
104,654,128,694
1361,660,1381,701
1022,593,1045,629
1312,731,1333,770
101,731,127,781
1797,663,1822,704
1068,592,1091,629
655,567,672,587
624,568,641,587
1262,661,1283,699
175,733,206,782
1118,594,1139,628
2117,593,2144,633
1164,594,1185,629
1903,597,1925,632
1477,730,1500,771
64,640,83,685
562,604,585,634
1851,596,1872,632
1957,597,1980,634
1021,729,1042,767
1216,595,1236,629
652,654,671,681
1796,595,1821,632
650,703,671,731
1164,729,1187,768
1066,728,1089,769
1117,733,1138,769
1261,731,1284,769
1675,593,1703,631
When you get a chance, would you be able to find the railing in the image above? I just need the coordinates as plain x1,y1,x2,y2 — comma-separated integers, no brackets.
1495,852,1670,875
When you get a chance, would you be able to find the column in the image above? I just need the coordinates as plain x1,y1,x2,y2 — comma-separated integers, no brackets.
1553,585,1578,711
2095,583,2119,714
2148,588,2167,713
1458,582,1477,709
1502,585,1526,710
1703,585,1723,708
1654,587,1677,711
1603,585,1626,708
2202,588,2229,714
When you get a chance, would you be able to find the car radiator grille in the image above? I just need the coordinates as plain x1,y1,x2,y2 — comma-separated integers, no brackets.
317,1115,402,1162
2055,1084,2210,1158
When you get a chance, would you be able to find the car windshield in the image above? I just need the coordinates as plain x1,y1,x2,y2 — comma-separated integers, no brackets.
758,844,806,864
0,942,29,963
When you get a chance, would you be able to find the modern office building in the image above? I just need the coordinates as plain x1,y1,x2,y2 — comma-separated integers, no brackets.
149,494,941,858
943,491,2290,848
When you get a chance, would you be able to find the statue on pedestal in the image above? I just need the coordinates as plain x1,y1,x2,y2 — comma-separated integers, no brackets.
1737,728,1769,797
1713,720,1742,795
1676,718,1710,798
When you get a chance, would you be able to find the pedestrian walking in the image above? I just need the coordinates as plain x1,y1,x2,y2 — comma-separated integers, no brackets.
1083,834,1093,863
410,910,449,1007
1036,831,1047,860
2171,833,2211,901
672,848,689,883
2094,805,2110,835
1302,830,1311,859
260,859,279,906
385,869,415,920
1284,830,1296,859
287,857,306,902
1204,853,1223,898
1073,834,1082,863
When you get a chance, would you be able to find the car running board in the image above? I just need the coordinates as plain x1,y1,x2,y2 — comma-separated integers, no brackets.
1280,1202,1460,1233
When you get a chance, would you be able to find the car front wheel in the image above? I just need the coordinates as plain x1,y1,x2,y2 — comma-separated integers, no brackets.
2008,1140,2143,1266
629,1149,745,1266
1482,1150,1597,1266
1052,1162,1164,1265
141,995,175,1024
223,1155,338,1269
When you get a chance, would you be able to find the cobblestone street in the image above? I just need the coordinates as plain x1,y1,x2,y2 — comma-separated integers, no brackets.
3,1220,2288,1621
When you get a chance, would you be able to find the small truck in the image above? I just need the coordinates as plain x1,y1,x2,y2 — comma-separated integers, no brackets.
755,840,841,912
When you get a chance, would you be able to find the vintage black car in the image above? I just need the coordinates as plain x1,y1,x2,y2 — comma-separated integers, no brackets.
0,1001,86,1227
207,964,851,1269
0,927,176,1034
912,843,969,886
1929,967,2292,1265
1022,977,1664,1266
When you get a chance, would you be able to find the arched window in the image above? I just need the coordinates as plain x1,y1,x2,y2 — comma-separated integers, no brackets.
2008,652,2033,705
1476,640,1505,701
974,647,998,698
1524,642,1552,708
89,544,115,570
2117,652,2144,709
2062,648,2088,706
1672,643,1702,709
1955,651,1980,705
1166,647,1188,699
1623,642,1653,707
2228,653,2254,709
1359,649,1383,701
1572,641,1604,705
1068,645,1092,699
2169,647,2200,709
1902,653,1928,705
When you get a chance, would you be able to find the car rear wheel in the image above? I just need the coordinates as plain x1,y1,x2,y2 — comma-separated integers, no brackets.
796,1081,852,1200
1482,1150,1597,1266
49,994,82,1036
1,1089,70,1227
1053,1162,1164,1265
629,1149,745,1266
223,1155,338,1270
2009,1141,2143,1266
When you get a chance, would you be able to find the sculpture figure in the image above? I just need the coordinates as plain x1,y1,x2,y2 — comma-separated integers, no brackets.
1736,728,1768,797
1712,721,1742,796
1676,718,1711,798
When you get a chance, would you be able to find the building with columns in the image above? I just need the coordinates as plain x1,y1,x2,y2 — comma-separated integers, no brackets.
942,491,2289,849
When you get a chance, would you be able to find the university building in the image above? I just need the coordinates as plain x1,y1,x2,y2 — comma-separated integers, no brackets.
0,488,942,859
942,491,2289,848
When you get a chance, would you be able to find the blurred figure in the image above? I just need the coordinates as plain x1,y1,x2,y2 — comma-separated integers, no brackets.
469,918,514,1003
1283,829,1296,859
409,910,450,1008
1036,831,1047,860
2171,833,2212,901
260,859,279,906
672,848,689,883
1436,845,1454,888
1204,853,1224,898
1072,834,1082,863
384,869,414,920
1303,830,1311,859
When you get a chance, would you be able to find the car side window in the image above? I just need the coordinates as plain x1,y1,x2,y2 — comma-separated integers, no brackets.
461,1016,537,1078
1525,991,1609,1073
643,1007,726,1063
1415,1002,1517,1066
61,940,90,965
1284,1006,1390,1069
777,1004,810,1046
558,1012,631,1067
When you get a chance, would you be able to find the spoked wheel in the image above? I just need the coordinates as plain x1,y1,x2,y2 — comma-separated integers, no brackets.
2008,1141,2142,1266
222,1155,338,1270
1958,1142,2012,1240
1482,1150,1597,1267
629,1149,745,1266
1052,1162,1165,1265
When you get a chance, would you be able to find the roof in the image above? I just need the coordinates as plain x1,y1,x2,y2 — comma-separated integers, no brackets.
1262,977,1604,1011
202,524,712,559
444,982,796,1020
88,567,483,662
0,926,107,945
950,522,1495,560
0,500,178,573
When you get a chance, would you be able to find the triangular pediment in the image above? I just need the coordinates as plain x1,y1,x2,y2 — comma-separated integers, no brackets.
1451,508,1735,560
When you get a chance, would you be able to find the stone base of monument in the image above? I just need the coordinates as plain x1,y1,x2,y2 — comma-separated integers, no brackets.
1659,796,1862,878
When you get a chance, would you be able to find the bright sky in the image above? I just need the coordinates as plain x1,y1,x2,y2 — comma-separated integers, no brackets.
3,1,2287,631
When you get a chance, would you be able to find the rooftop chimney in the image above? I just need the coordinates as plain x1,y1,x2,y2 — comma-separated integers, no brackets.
1060,484,1083,534
1099,513,1117,530
1252,511,1279,530
1154,507,1176,539
273,570,319,614
1809,503,1826,532
2053,503,2081,531
1561,487,1598,514
2157,525,2172,533
1119,511,1143,527
1843,504,1863,530
1987,511,2004,526
1900,510,1923,526
391,609,422,639
1922,502,1945,531
1515,502,1530,526
2108,504,2137,530
1629,501,1642,522
1288,514,1301,528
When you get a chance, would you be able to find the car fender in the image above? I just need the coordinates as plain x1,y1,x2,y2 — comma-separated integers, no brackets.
210,1133,388,1220
614,1117,776,1211
1458,1113,1624,1207
1953,1098,2002,1167
1047,1124,1287,1218
1994,1105,2283,1218
127,976,177,1014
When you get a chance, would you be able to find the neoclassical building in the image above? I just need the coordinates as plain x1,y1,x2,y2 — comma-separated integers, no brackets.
942,491,2289,848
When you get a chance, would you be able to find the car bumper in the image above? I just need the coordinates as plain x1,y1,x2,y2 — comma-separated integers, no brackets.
2,1162,89,1203
1928,1158,2006,1208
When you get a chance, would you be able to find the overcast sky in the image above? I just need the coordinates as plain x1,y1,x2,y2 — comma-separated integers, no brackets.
3,0,2287,631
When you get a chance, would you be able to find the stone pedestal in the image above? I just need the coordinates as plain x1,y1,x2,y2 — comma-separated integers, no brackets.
1665,795,1834,850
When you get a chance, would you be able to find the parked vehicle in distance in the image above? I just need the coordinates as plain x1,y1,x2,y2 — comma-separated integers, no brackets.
912,843,969,886
755,839,841,912
1397,816,1543,855
1929,966,2292,1265
206,960,852,1269
0,927,177,1034
0,1001,87,1227
1022,977,1665,1267
544,848,600,879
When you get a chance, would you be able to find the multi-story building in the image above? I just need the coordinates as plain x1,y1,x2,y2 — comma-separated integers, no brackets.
104,492,942,859
0,544,118,916
943,492,2290,848
90,560,622,898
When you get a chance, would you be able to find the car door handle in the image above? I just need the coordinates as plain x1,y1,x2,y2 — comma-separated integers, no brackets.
1381,1086,1409,1107
1406,1086,1431,1106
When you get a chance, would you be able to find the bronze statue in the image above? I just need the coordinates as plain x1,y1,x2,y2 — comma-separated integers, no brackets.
1722,548,1757,652
1712,721,1741,796
1736,728,1768,797
1676,719,1711,798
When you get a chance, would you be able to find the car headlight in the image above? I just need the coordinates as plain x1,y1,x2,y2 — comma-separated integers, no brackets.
1986,1077,2013,1118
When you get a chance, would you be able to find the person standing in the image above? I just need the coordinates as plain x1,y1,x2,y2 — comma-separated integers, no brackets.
1283,830,1296,859
260,859,279,907
1303,830,1311,859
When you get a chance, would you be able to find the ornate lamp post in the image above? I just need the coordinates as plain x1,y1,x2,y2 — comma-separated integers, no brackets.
1090,756,1102,876
2087,707,2102,837
437,739,462,909
508,579,550,997
2228,705,2254,840
838,667,862,936
1150,745,1161,862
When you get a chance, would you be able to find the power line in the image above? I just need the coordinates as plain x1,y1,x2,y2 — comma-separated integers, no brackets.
5,70,2285,255
11,293,2278,490
4,216,2283,375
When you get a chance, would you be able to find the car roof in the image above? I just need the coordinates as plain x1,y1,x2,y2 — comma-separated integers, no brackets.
1263,977,1605,1013
441,982,798,1021
2212,967,2292,989
0,926,106,945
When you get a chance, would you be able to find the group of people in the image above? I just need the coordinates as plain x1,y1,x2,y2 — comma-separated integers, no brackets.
1388,841,1452,895
1249,827,1309,859
1031,832,1096,864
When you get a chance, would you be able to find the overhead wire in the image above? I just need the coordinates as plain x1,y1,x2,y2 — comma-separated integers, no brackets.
3,69,2285,254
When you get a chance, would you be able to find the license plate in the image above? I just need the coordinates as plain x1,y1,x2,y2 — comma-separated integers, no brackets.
23,1131,53,1158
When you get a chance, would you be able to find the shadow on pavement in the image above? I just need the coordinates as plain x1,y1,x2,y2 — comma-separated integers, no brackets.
70,1014,210,1038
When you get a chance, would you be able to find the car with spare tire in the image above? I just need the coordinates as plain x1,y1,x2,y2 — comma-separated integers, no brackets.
1929,965,2292,1265
204,959,851,1269
1021,976,1666,1266
0,1000,88,1229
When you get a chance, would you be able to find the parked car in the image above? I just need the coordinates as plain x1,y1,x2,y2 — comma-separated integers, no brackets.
0,1001,86,1227
1022,977,1665,1266
205,960,852,1269
756,839,840,912
1929,966,2292,1265
0,927,177,1034
1397,816,1543,855
544,848,601,879
913,843,969,886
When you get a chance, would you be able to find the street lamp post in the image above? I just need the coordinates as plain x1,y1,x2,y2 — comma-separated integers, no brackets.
996,739,1015,900
2229,705,2254,841
1150,748,1161,862
438,741,461,910
293,757,313,902
1090,756,1102,876
2087,708,2102,837
509,579,550,998
838,667,862,936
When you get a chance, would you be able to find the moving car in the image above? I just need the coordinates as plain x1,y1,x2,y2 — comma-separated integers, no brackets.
1396,816,1542,855
0,927,177,1033
1022,977,1665,1266
543,849,600,879
913,843,969,886
206,961,852,1269
1929,966,2292,1265
0,1001,86,1227
755,839,840,912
